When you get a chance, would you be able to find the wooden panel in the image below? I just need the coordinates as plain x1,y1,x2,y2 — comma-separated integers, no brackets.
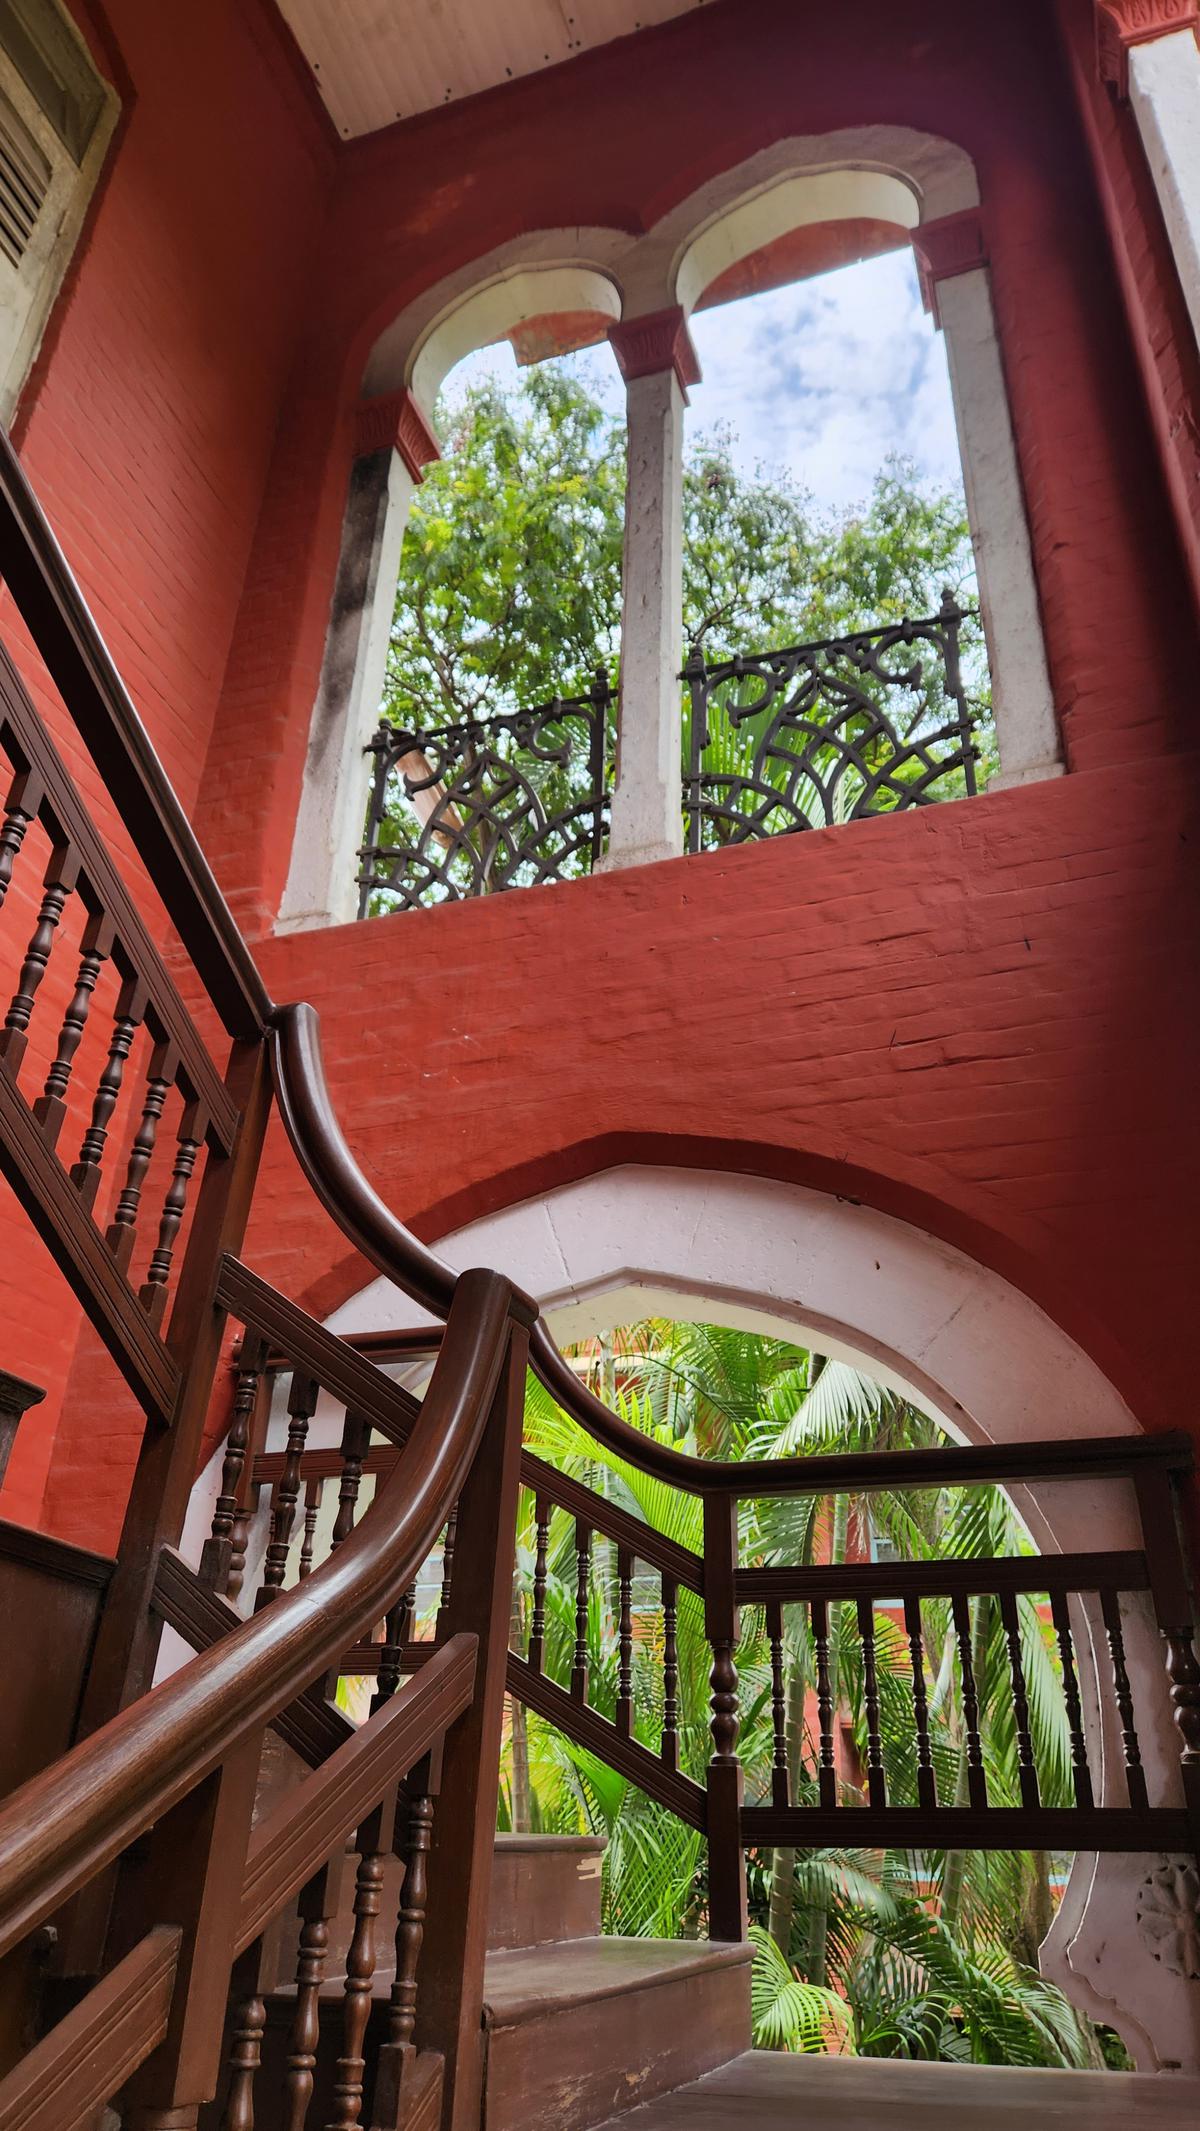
0,1521,110,1802
0,1926,179,2131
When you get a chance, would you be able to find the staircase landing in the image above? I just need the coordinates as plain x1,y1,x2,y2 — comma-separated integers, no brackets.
590,2050,1200,2127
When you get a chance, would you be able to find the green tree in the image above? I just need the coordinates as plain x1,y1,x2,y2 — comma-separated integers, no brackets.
384,363,983,725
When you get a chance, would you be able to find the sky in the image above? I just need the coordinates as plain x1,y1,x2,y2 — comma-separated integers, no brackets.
447,247,963,517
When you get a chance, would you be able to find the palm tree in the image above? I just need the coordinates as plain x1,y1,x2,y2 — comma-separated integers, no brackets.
500,1317,1118,2069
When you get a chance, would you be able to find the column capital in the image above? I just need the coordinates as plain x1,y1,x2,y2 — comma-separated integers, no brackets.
1097,1,1199,95
912,208,989,329
353,388,441,481
607,306,702,401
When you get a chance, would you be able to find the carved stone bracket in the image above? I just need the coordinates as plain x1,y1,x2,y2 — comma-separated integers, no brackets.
1137,1856,1200,1979
912,208,989,329
353,389,441,482
607,306,702,400
1097,2,1200,98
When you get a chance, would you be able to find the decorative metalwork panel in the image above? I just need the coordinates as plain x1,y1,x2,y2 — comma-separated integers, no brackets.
358,673,613,915
682,593,980,855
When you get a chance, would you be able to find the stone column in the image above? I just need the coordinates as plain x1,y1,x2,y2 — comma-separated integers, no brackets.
914,211,1063,789
604,309,700,869
278,390,439,932
1099,5,1200,352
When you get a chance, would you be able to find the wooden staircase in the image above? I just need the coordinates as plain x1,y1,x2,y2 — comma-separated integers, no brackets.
0,423,1196,2131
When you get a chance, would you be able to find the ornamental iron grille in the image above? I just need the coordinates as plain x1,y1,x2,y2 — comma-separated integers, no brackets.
357,671,614,915
682,592,980,855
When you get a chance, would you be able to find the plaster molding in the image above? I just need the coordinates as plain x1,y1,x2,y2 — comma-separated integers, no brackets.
353,388,440,481
912,207,989,328
1138,1857,1200,1979
1098,1,1199,96
608,306,701,399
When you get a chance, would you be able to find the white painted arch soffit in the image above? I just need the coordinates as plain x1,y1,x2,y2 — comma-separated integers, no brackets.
362,127,980,407
276,0,709,137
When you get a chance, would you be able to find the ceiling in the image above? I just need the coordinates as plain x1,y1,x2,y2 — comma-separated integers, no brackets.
276,0,713,139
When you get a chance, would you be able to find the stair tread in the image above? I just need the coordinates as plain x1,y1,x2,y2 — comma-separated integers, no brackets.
586,2050,1200,2128
483,1934,751,2026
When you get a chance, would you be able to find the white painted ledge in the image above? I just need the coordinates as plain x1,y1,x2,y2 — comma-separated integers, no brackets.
1130,30,1200,360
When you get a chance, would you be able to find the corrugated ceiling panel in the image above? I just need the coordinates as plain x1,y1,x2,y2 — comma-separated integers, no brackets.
276,0,710,137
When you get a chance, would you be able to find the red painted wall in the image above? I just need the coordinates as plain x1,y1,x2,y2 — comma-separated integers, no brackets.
0,0,332,1524
6,0,1200,1553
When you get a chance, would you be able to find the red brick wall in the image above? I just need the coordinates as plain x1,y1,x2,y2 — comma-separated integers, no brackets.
11,0,1200,1552
0,0,331,1524
42,751,1200,1552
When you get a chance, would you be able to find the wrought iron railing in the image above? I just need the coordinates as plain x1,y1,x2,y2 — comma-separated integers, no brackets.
682,593,980,854
357,672,614,915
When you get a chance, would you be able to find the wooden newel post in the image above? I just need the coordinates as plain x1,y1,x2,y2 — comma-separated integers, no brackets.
1135,1462,1200,1838
414,1304,533,2131
115,1733,262,2128
704,1490,747,1943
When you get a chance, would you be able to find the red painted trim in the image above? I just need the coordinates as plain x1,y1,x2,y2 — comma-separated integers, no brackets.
608,307,702,398
912,207,989,324
353,389,441,479
1096,0,1199,95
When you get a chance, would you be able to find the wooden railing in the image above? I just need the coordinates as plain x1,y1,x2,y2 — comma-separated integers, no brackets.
223,1323,1200,1950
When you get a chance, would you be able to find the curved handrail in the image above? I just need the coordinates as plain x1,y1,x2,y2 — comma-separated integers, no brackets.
0,426,272,1042
270,1004,1197,1502
0,1265,515,1961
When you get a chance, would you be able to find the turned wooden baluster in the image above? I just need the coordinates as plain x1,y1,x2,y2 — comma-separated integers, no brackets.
106,1037,176,1272
999,1588,1041,1810
299,1475,324,1580
70,972,147,1207
201,1332,268,1595
140,1095,207,1327
256,1370,319,1609
571,1521,592,1702
1100,1588,1148,1810
372,1750,442,2130
951,1592,987,1809
371,1583,416,1716
436,1502,458,1639
527,1497,550,1672
327,1794,395,2130
33,911,114,1147
332,1411,371,1549
767,1598,789,1810
904,1594,938,1810
856,1596,887,1809
283,1854,345,2131
1134,1462,1200,1828
0,767,40,914
810,1595,837,1809
0,841,79,1073
219,1938,269,2131
704,1492,746,1941
661,1574,679,1773
1164,1630,1200,1823
616,1547,634,1737
1050,1591,1093,1810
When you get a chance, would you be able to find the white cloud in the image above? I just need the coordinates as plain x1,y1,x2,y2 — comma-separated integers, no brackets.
444,249,962,516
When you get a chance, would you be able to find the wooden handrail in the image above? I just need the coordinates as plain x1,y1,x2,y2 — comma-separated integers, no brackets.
0,425,272,1040
0,1266,515,1961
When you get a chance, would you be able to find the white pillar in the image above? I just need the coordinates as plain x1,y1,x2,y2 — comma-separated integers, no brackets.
278,391,438,932
916,215,1063,788
1121,18,1200,355
604,310,698,869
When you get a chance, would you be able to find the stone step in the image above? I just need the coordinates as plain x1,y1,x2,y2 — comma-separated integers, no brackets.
481,1935,753,2131
587,2051,1200,2129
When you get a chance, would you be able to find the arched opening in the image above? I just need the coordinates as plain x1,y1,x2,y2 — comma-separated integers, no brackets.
176,1166,1196,2074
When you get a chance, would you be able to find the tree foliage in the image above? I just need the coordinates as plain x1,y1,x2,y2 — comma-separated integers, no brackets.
384,362,984,728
